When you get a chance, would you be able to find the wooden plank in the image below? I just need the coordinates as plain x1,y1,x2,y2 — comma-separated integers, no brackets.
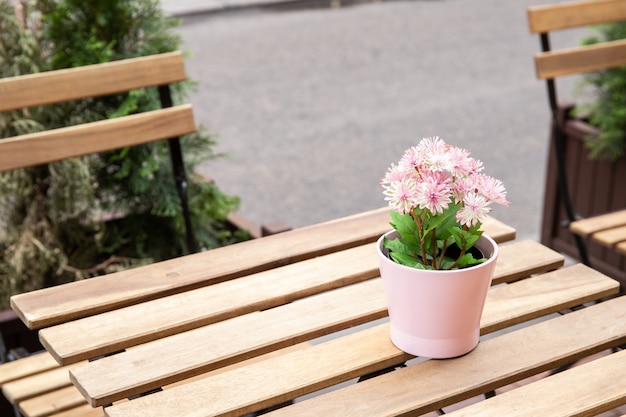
534,39,626,79
104,294,626,417
0,352,59,385
593,225,626,247
481,216,516,243
19,385,87,417
70,279,388,407
40,244,379,364
490,240,563,285
480,263,618,334
2,366,73,403
570,209,626,236
10,209,514,330
444,350,626,417
50,404,104,417
0,105,196,172
71,262,616,408
0,52,186,112
527,0,626,33
618,241,626,256
40,239,559,366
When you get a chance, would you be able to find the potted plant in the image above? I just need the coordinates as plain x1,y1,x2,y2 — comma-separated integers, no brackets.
540,22,626,285
377,137,509,358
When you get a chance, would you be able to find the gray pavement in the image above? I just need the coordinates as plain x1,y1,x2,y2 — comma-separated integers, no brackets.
164,0,584,241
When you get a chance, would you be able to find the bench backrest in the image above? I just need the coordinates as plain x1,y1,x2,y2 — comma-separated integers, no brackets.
527,0,626,80
526,0,626,267
0,51,195,170
0,51,197,251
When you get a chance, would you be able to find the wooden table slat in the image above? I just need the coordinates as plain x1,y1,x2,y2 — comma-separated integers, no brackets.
490,240,563,285
481,263,619,334
71,279,388,406
444,349,626,417
74,261,617,409
40,239,559,366
104,294,626,417
39,244,380,365
259,294,626,417
10,209,514,330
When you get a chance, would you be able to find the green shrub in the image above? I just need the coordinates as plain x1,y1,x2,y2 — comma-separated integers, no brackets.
576,22,626,161
0,0,247,308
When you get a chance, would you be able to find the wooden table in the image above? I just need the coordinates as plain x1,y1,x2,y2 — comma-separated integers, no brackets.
9,208,626,417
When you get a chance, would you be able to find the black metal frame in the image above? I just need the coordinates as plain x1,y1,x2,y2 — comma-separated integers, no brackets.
539,33,590,266
157,85,198,254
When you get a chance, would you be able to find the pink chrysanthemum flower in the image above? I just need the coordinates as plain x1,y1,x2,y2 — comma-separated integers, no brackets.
380,163,407,186
477,174,510,206
451,176,476,204
415,175,452,215
398,146,422,172
417,136,447,155
383,176,419,214
448,146,474,177
456,192,490,227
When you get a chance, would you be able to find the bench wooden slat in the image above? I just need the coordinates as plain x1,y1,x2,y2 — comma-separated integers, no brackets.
19,385,87,417
39,239,557,366
444,349,626,417
104,293,626,417
569,209,626,237
527,0,626,33
70,262,617,408
534,39,626,79
0,105,196,172
593,224,626,247
10,209,514,330
0,352,59,385
49,404,105,417
0,51,186,112
618,241,626,256
2,365,73,403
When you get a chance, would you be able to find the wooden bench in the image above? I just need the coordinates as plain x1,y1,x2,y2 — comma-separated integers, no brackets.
527,0,626,283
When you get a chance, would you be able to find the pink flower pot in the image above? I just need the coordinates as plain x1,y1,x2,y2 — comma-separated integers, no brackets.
376,230,498,359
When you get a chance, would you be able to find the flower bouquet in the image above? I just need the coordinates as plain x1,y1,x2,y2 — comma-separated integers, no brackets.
380,136,510,270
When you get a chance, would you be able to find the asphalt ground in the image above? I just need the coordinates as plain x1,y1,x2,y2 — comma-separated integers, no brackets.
167,0,585,241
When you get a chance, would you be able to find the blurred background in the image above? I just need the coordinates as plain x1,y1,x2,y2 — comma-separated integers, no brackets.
165,0,584,241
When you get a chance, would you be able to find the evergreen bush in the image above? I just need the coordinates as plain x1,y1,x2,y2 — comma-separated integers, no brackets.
0,0,247,308
576,22,626,161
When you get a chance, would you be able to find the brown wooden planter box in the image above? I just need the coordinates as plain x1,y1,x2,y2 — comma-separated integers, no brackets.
541,103,626,289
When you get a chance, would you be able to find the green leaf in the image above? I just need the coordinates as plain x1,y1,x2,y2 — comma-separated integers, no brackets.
389,211,419,245
456,253,486,267
389,252,431,269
